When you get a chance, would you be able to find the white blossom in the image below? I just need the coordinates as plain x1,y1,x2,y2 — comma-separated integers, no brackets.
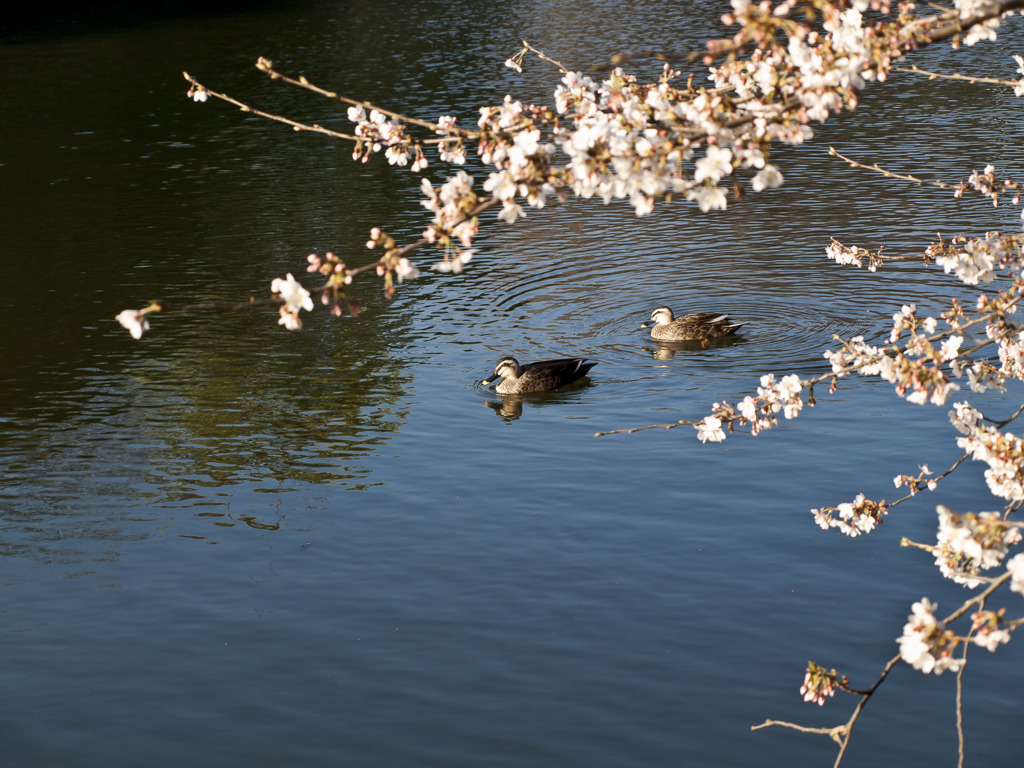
933,505,1021,587
957,426,1024,501
432,249,475,275
751,164,784,191
949,401,981,435
395,257,420,283
696,415,727,443
271,273,314,331
898,598,964,675
115,309,150,340
1007,553,1024,596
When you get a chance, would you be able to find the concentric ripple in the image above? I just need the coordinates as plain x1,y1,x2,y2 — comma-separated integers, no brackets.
399,198,959,416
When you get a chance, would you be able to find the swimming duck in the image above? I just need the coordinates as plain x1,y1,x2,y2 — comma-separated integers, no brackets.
641,306,743,342
483,356,597,394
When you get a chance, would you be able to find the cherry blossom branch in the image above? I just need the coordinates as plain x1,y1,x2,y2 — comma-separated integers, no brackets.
956,641,968,768
183,71,357,141
829,148,1024,203
756,565,1023,767
752,653,903,768
891,61,1024,95
252,57,482,139
120,1,1024,343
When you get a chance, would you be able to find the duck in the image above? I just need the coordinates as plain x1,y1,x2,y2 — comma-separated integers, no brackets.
641,305,743,342
482,356,597,394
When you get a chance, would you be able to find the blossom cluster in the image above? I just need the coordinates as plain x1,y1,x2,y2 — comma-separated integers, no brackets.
696,373,805,443
892,464,937,496
897,598,964,675
823,332,960,406
812,493,888,536
957,424,1024,502
825,239,881,271
932,231,1022,285
971,608,1013,652
955,0,1005,46
932,505,1022,587
347,105,427,171
419,171,480,250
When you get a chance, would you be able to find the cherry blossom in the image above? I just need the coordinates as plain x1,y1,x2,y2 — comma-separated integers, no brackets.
933,505,1022,587
695,415,727,443
270,273,314,330
115,308,151,340
812,493,887,537
971,609,1013,652
897,598,965,675
957,425,1024,502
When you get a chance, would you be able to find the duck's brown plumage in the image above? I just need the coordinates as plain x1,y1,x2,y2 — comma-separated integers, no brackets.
641,306,743,342
483,356,597,394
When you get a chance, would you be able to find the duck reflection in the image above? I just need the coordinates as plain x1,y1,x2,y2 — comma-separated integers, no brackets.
643,333,748,359
482,381,598,422
485,396,525,420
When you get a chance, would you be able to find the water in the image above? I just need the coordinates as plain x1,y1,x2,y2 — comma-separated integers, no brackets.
3,2,1024,766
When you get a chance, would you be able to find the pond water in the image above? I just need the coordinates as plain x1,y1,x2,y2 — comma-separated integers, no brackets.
3,2,1024,766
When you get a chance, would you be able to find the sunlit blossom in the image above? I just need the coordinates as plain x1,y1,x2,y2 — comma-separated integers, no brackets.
115,308,151,340
1007,553,1024,596
271,273,314,331
432,249,475,275
395,257,420,283
971,610,1012,652
751,164,784,192
695,415,727,443
898,598,964,675
949,401,982,435
933,505,1021,587
694,145,734,185
812,493,887,537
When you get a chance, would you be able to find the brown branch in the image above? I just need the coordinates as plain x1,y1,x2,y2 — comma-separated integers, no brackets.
183,71,358,141
253,58,481,139
891,64,1023,89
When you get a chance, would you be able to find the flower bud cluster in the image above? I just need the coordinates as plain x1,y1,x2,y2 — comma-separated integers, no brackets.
800,662,848,706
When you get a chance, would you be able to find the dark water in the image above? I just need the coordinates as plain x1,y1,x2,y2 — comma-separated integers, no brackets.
3,2,1024,766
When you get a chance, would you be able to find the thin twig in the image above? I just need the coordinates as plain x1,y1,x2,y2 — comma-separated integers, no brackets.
892,64,1022,89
